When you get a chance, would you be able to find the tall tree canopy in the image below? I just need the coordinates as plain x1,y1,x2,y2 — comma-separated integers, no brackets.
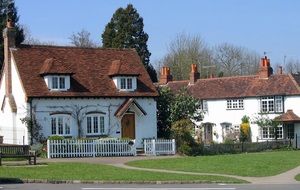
102,4,157,82
0,0,24,68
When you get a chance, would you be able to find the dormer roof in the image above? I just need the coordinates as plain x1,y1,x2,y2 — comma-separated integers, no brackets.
39,58,73,75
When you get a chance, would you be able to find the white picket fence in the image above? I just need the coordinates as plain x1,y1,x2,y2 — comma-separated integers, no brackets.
47,139,136,158
144,139,176,156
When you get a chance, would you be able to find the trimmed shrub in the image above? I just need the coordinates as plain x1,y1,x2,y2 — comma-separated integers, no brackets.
48,135,65,141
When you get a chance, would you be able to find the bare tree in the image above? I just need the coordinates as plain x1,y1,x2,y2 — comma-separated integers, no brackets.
284,58,300,74
213,43,260,77
22,25,56,45
69,29,97,48
160,33,213,80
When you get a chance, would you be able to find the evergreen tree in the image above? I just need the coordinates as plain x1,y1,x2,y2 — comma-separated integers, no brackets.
0,0,24,68
102,4,157,82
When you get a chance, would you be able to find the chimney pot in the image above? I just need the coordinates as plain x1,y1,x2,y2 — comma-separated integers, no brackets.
189,64,200,84
278,66,283,75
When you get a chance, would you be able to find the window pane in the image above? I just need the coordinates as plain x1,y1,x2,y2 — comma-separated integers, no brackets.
268,100,274,112
275,96,283,112
59,77,65,89
127,78,132,89
51,118,56,135
87,117,92,134
120,78,126,89
65,117,70,135
58,117,63,134
52,77,58,89
238,99,244,109
277,126,283,139
93,116,99,133
100,116,105,134
227,100,231,109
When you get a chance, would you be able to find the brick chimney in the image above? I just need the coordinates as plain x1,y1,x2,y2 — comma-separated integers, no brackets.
189,64,200,84
3,19,17,112
277,66,283,75
258,56,273,79
159,67,172,84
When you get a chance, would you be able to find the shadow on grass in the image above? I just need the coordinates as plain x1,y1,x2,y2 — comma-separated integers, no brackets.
0,177,23,184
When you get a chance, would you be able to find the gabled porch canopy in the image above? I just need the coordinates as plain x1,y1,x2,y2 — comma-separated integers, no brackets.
115,98,147,118
274,109,300,123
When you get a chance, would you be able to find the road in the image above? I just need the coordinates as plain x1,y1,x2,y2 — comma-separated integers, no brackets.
1,183,300,190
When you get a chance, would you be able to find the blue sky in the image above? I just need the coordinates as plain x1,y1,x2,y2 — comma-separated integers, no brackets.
15,0,300,66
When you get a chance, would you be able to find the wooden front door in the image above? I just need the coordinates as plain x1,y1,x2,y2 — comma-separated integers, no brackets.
121,113,135,139
204,125,213,144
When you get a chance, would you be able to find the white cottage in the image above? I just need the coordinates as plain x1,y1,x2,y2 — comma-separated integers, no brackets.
0,21,158,147
160,57,300,143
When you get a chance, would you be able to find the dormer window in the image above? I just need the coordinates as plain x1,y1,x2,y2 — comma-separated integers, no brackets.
120,78,133,90
44,75,70,91
52,76,66,90
112,76,137,91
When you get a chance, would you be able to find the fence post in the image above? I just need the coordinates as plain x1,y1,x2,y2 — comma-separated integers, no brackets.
132,139,137,156
172,139,176,155
152,139,156,156
296,134,298,149
92,140,96,157
47,139,50,159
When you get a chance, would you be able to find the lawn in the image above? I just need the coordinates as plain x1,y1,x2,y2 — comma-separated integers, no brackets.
0,162,245,183
295,174,300,181
127,151,300,177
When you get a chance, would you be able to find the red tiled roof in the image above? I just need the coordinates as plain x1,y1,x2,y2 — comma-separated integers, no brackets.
108,60,140,76
39,58,73,75
275,110,300,122
12,45,158,98
166,74,300,99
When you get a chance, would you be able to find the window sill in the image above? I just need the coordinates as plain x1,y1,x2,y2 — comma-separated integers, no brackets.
226,108,244,110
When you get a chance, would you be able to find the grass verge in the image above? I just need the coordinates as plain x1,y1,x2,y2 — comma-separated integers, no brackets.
295,174,300,181
127,150,300,177
0,162,246,183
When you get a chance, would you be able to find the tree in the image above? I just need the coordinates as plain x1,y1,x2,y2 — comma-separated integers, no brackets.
170,88,202,123
0,0,24,68
23,26,56,45
253,114,280,139
102,4,157,82
284,58,300,74
69,29,97,48
213,43,260,77
160,33,213,80
157,86,173,138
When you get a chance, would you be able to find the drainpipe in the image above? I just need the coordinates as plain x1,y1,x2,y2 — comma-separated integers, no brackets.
29,98,33,145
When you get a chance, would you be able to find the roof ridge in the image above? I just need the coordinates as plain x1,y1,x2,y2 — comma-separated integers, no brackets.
18,44,136,51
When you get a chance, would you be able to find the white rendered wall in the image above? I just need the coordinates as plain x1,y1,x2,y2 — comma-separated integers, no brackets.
201,96,300,143
32,98,157,147
0,57,28,144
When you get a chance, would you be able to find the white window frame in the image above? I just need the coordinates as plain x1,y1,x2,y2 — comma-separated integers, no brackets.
86,114,105,135
50,76,67,91
51,115,71,136
119,77,134,91
202,100,208,112
227,99,244,110
260,96,283,113
261,126,283,139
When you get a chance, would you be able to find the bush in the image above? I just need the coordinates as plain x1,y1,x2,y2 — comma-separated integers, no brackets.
171,119,203,155
48,135,65,140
